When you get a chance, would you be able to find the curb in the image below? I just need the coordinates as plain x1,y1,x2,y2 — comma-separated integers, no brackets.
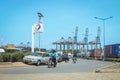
96,69,120,73
95,63,120,73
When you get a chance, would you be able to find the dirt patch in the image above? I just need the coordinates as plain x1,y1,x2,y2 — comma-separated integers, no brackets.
106,63,120,69
0,62,29,68
0,62,12,65
96,63,120,73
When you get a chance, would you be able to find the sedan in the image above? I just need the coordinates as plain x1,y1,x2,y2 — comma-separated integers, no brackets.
23,52,49,66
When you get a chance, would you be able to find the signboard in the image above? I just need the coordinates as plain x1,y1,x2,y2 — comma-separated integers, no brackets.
33,23,43,33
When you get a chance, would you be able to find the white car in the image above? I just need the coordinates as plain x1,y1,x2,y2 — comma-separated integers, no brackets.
23,53,50,66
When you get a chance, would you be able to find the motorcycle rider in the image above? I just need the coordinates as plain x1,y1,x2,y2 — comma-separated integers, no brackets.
50,50,57,67
72,53,77,63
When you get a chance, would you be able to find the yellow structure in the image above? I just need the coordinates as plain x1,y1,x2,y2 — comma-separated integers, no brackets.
6,44,17,50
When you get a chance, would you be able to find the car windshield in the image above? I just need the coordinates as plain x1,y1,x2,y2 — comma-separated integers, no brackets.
58,53,62,56
31,53,42,56
62,54,68,57
42,53,50,57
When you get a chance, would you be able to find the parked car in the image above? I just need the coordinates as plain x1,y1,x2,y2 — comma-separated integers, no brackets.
62,54,69,62
56,53,62,62
23,52,49,66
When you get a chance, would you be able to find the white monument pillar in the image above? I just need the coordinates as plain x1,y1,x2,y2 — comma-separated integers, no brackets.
32,26,35,53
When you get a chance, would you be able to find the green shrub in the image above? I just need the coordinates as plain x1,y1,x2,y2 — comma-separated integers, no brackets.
0,52,31,62
11,53,24,62
0,53,11,62
105,58,120,62
23,52,31,56
17,53,24,61
11,53,17,62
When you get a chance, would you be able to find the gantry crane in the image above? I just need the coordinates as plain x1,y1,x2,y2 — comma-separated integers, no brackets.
74,26,78,43
89,27,101,49
96,26,101,49
84,28,89,50
74,26,78,49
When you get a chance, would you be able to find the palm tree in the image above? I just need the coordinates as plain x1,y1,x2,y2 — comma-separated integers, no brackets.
26,42,31,52
18,42,24,52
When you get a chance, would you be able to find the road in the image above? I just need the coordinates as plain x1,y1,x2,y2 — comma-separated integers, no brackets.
0,59,114,74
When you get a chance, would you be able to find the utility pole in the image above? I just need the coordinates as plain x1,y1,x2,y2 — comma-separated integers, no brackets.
37,12,43,52
94,16,112,60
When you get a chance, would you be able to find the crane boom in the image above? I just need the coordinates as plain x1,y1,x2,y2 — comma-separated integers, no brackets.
74,26,78,43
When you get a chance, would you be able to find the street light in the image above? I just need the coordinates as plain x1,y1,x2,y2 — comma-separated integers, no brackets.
94,16,113,60
37,12,44,23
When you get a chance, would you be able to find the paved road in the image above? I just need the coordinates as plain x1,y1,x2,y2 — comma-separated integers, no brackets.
0,59,114,74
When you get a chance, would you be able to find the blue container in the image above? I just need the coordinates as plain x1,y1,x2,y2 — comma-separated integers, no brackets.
110,44,120,57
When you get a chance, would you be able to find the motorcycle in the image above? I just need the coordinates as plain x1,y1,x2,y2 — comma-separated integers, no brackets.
72,57,77,63
48,57,56,68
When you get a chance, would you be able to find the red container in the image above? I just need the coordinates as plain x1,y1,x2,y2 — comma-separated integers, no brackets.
105,45,111,57
90,49,94,57
90,49,102,57
94,49,101,57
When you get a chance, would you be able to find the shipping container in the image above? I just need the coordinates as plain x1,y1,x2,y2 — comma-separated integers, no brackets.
105,44,120,58
105,45,111,57
90,49,102,57
94,49,101,57
112,44,120,57
90,49,94,57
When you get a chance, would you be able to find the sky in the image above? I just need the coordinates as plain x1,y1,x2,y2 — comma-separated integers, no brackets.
0,0,120,50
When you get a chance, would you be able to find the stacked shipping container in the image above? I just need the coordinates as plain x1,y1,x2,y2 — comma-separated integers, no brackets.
105,44,120,58
90,44,120,58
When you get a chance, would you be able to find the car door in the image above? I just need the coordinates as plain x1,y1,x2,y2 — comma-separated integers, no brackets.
42,54,50,63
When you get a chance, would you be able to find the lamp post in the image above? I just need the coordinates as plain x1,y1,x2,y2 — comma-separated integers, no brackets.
37,12,43,52
94,16,112,60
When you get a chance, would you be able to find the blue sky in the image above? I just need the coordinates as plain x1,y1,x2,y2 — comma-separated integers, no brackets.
0,0,120,50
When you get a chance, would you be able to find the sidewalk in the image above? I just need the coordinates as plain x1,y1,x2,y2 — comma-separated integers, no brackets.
0,73,120,80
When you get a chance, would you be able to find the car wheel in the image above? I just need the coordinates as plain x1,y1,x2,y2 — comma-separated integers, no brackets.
36,60,41,66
